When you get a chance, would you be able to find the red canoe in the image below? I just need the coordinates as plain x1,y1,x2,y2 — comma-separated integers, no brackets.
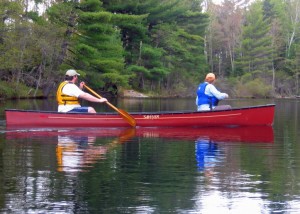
5,104,275,128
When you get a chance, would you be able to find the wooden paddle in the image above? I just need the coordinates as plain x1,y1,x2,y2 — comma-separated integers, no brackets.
84,85,136,127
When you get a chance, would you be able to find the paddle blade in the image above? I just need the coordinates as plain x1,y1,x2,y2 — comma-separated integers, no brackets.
118,109,136,127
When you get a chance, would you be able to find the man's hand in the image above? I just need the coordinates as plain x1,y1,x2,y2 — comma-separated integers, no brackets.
79,81,85,89
99,98,108,103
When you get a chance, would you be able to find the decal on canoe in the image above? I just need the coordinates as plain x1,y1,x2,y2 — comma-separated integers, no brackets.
143,115,160,119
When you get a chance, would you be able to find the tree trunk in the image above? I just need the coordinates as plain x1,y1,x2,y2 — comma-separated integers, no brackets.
57,10,77,65
286,1,299,58
34,64,43,97
228,44,234,75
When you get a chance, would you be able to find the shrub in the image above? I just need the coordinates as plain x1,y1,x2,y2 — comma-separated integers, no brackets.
0,81,39,99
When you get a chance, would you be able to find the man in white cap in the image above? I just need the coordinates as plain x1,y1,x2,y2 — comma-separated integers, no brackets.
196,73,231,111
56,69,107,113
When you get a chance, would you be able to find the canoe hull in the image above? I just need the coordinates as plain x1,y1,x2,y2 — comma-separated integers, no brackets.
5,104,275,128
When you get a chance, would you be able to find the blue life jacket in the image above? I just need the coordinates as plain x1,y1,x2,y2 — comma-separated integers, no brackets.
196,83,219,109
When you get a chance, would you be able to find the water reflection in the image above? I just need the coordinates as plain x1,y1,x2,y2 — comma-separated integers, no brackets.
1,98,299,213
136,126,274,143
56,135,106,172
6,126,274,143
195,139,219,172
5,126,273,174
2,126,275,213
56,128,136,172
5,128,136,172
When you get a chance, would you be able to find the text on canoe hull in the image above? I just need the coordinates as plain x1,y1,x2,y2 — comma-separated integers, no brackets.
143,115,160,119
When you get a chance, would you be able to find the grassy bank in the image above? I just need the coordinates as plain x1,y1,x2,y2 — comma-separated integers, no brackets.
0,81,44,100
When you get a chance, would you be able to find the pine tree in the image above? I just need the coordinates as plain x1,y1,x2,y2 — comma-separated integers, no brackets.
102,0,209,94
235,1,273,76
69,0,125,92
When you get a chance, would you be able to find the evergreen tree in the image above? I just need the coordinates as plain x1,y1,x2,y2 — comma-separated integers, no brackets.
73,0,124,92
163,4,209,93
235,1,273,76
37,0,148,94
103,0,208,95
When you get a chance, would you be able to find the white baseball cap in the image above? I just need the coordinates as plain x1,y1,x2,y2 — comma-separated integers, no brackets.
66,69,80,76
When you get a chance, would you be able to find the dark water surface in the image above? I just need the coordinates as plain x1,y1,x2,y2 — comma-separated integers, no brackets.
0,98,299,213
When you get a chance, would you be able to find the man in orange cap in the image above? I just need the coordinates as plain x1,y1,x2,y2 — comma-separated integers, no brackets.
196,73,230,111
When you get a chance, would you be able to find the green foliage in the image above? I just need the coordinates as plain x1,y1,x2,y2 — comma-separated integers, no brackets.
79,11,112,23
101,0,208,93
0,82,16,99
85,71,105,88
80,0,103,11
1,0,298,99
76,43,97,58
149,67,169,80
235,1,273,76
140,44,165,68
245,79,273,98
233,75,273,98
112,13,148,24
101,73,130,86
46,2,74,26
0,0,64,96
274,70,296,96
0,81,42,98
26,11,47,25
86,71,130,94
126,65,148,74
67,0,128,92
91,59,124,73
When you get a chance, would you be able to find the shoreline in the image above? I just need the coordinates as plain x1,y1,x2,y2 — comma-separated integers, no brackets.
1,89,299,100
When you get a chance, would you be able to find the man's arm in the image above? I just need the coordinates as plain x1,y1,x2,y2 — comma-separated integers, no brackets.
63,84,107,103
207,84,228,100
79,92,107,103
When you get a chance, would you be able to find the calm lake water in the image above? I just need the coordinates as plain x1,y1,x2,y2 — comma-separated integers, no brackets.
0,98,299,213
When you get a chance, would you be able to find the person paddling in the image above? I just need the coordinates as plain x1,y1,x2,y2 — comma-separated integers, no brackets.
57,69,107,113
196,73,231,111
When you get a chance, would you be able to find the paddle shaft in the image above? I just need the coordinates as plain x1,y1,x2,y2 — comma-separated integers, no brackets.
85,86,119,111
84,85,136,127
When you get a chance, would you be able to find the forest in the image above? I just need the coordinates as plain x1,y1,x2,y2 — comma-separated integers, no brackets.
0,0,299,99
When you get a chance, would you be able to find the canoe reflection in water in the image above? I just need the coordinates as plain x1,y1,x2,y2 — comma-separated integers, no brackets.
193,126,273,178
5,126,273,172
56,135,107,172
